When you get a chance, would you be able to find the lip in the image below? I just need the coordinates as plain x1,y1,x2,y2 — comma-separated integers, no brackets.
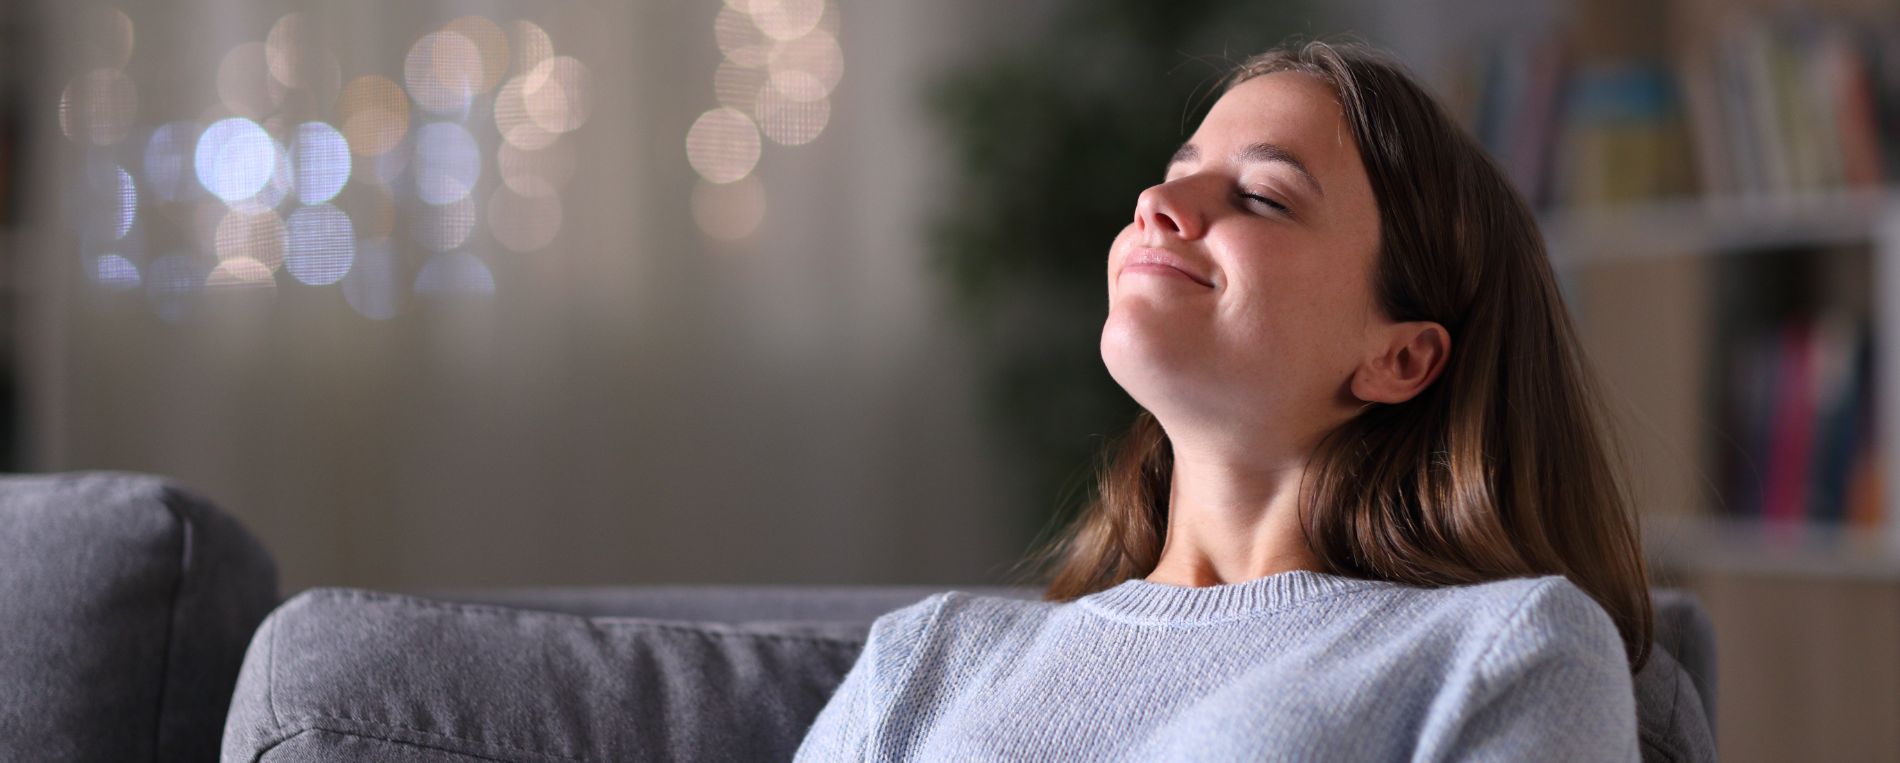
1123,247,1214,288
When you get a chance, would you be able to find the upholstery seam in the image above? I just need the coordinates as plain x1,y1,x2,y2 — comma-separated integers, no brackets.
251,726,313,763
1638,724,1686,762
1662,652,1685,745
272,713,591,762
267,604,280,732
149,484,194,763
300,589,872,646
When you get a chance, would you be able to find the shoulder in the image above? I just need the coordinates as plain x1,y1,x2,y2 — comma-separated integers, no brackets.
1417,575,1628,676
1354,575,1627,680
1476,576,1623,659
1394,574,1614,631
860,590,1057,659
1405,578,1641,761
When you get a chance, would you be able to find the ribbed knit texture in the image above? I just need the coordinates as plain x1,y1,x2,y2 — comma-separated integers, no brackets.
793,571,1640,762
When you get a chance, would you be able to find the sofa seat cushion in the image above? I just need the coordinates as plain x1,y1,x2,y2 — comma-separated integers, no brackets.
221,588,880,762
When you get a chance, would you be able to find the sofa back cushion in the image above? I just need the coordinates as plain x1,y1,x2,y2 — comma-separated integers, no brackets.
0,471,278,762
222,588,874,762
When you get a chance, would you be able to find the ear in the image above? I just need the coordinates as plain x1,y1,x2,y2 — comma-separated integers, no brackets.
1349,321,1451,405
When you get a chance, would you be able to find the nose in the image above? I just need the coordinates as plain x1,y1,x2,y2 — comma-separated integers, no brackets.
1133,179,1203,240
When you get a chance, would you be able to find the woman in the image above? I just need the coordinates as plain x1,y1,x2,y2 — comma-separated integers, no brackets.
797,38,1654,761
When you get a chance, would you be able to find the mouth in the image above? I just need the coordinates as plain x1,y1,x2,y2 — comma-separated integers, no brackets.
1124,247,1214,288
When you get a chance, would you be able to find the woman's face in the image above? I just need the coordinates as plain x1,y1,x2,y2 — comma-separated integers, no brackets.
1102,71,1385,445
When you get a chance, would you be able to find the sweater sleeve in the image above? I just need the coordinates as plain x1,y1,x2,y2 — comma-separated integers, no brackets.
792,593,948,762
1414,577,1641,763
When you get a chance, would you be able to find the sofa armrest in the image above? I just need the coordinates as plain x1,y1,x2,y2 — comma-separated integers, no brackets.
0,471,279,762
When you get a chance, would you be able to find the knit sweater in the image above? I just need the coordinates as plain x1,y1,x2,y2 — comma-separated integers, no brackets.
793,570,1640,761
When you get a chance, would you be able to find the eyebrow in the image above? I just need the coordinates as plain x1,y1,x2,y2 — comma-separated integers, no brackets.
1167,141,1325,198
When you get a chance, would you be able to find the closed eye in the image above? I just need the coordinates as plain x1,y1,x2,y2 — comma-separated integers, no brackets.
1241,192,1289,214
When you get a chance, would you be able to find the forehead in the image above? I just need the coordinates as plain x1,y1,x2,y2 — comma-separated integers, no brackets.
1191,72,1357,172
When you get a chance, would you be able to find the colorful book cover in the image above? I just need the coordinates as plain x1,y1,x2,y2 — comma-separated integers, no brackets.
1831,28,1887,188
1805,316,1864,522
1760,319,1816,522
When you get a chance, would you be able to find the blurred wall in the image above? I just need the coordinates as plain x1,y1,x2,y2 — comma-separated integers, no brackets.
23,0,1053,593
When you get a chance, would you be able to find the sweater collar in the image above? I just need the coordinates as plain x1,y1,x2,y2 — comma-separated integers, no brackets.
1078,569,1379,624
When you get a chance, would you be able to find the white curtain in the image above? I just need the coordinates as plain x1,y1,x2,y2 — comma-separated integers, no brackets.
27,0,1037,592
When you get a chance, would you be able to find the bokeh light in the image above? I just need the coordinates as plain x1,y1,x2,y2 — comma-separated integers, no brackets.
445,16,510,94
715,5,771,68
214,209,287,270
413,194,476,251
497,140,575,198
413,121,481,204
695,0,840,232
84,163,138,240
240,136,294,211
414,251,495,296
77,7,135,70
714,60,769,112
523,56,593,134
754,76,829,145
494,74,558,151
290,121,350,204
338,75,410,157
487,186,561,252
194,117,275,202
342,239,405,319
264,13,316,90
691,175,766,241
59,68,137,146
205,256,277,290
749,0,825,41
216,42,282,119
405,30,483,116
264,12,342,113
508,21,553,77
284,204,355,285
143,122,199,202
686,107,761,184
70,11,606,317
769,29,843,98
93,253,141,291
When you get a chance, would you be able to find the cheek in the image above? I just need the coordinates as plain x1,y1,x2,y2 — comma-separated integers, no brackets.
1225,261,1352,358
1108,224,1135,265
1106,224,1138,293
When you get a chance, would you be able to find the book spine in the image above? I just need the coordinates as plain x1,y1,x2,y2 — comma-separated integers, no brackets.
1761,319,1817,522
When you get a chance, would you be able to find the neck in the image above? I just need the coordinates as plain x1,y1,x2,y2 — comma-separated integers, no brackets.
1143,440,1325,587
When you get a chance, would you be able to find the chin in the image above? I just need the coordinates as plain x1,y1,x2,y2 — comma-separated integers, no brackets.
1100,314,1187,408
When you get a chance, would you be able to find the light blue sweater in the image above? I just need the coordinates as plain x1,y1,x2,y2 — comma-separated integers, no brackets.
794,570,1640,761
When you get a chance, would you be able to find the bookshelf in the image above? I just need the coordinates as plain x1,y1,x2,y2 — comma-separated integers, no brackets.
1430,0,1900,582
1550,188,1892,576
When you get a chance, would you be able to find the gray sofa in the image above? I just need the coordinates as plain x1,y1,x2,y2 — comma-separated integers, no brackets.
0,471,1718,762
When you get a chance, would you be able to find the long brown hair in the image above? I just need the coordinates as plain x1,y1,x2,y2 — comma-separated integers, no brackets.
1016,38,1654,671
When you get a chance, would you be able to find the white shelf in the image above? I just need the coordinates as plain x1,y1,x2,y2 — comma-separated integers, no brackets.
1541,186,1900,266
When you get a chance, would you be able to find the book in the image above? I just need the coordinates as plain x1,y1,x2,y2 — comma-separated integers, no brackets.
1759,318,1816,523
